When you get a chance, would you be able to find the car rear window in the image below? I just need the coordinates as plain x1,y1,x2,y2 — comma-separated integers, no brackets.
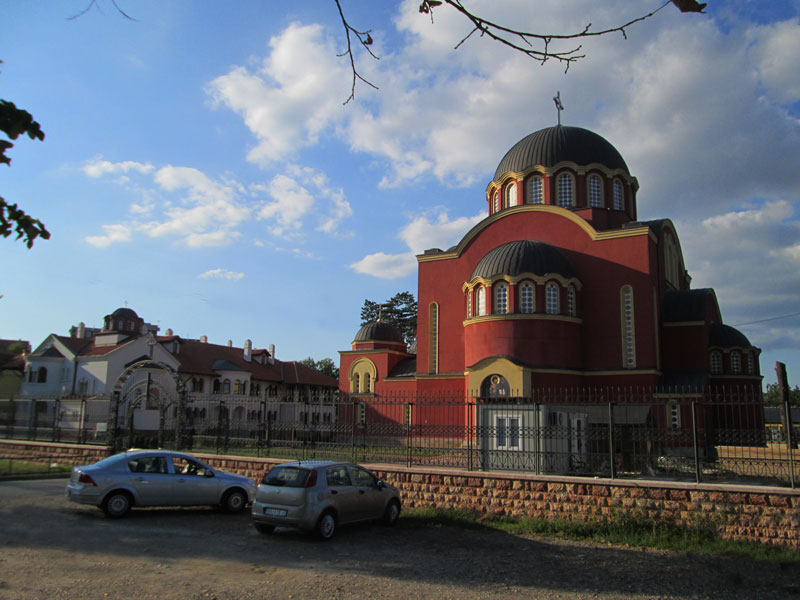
263,466,311,488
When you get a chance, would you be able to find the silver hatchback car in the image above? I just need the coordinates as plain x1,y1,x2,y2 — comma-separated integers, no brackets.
251,461,401,540
66,449,256,518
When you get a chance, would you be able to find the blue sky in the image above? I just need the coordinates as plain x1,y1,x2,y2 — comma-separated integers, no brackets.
2,1,799,386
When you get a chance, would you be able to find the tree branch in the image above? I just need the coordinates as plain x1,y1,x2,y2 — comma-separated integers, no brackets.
334,0,380,105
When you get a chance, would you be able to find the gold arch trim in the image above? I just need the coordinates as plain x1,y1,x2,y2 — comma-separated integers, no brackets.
417,205,653,263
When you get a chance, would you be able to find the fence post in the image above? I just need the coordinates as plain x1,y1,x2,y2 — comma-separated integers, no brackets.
468,401,474,472
406,402,413,468
28,399,37,440
607,402,615,479
351,400,357,463
54,398,61,442
691,400,701,483
786,396,795,489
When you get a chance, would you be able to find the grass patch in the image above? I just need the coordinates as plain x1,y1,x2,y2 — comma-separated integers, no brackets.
402,507,800,563
0,458,72,476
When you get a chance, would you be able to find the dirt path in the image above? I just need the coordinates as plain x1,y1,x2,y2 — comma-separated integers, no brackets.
1,479,798,600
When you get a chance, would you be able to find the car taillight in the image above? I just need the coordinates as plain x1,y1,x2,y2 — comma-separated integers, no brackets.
304,469,317,488
78,472,96,486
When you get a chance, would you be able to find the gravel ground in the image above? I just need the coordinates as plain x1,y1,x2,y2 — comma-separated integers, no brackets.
0,478,798,600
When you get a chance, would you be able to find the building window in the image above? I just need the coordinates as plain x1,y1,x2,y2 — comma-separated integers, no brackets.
233,380,243,394
710,351,722,374
358,402,366,425
528,176,543,204
731,351,741,374
467,289,473,318
477,286,486,316
621,285,636,368
567,285,576,317
363,373,371,393
557,173,574,207
613,179,624,211
429,303,439,374
668,401,680,430
506,183,517,207
494,283,508,314
664,233,680,289
520,282,534,313
222,379,231,394
588,174,603,208
747,353,755,375
493,191,500,213
545,283,559,315
353,373,360,393
37,367,47,383
213,379,221,394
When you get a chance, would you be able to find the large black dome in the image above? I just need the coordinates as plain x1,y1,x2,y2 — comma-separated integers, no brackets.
110,307,139,320
354,321,405,344
494,125,629,180
471,240,576,280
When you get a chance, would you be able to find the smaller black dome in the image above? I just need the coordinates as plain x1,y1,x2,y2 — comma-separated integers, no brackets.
354,321,405,344
472,240,575,280
110,307,139,320
709,323,752,348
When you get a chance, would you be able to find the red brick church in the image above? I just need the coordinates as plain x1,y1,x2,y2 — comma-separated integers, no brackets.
340,123,762,402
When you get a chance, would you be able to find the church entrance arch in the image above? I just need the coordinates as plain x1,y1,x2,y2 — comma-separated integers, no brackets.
109,357,186,451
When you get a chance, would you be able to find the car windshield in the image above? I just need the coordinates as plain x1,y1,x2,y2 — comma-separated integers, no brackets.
264,466,311,487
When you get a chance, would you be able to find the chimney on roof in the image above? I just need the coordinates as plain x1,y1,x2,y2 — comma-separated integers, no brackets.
227,340,232,347
77,322,85,339
268,344,275,365
200,335,207,343
165,328,173,336
243,339,252,362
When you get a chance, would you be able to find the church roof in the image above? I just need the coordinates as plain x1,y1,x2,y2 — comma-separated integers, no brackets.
709,322,752,349
354,321,405,344
494,125,629,180
471,240,576,280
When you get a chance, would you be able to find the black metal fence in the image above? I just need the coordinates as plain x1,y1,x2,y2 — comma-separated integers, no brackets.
1,388,796,488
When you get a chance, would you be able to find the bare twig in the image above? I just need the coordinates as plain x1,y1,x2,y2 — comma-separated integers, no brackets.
68,0,136,21
334,0,380,105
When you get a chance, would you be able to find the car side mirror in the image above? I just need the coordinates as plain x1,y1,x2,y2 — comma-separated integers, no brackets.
204,470,215,478
376,479,385,489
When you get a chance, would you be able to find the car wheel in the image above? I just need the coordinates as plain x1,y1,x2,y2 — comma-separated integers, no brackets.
222,489,247,513
382,500,401,526
316,511,336,540
103,491,132,518
254,522,275,535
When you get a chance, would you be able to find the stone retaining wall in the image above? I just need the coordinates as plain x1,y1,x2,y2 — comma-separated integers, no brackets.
3,440,798,549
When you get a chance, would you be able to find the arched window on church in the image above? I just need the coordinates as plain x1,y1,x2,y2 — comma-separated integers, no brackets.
520,282,534,313
505,183,517,207
557,173,574,207
222,379,231,394
545,283,559,314
588,174,603,208
747,353,755,375
528,176,543,204
429,302,439,373
477,287,486,316
466,289,473,318
621,286,636,368
363,373,371,393
494,283,508,314
731,351,741,375
710,351,722,374
567,285,576,317
493,191,500,213
613,179,624,211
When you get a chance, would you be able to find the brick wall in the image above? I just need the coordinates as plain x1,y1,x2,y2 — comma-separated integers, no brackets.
3,440,797,549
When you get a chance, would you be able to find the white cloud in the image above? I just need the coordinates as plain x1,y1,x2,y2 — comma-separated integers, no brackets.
676,200,800,351
748,19,800,104
198,268,245,280
258,174,316,236
85,224,134,248
207,23,351,166
351,210,483,278
350,252,418,279
83,158,154,178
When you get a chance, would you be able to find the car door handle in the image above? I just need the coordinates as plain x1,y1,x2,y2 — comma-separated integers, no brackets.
331,490,338,495
135,477,146,482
